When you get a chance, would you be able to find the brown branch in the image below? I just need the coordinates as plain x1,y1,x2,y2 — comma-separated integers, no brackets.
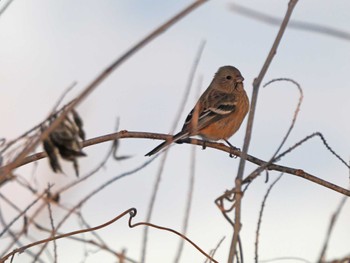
255,174,283,263
33,218,139,263
3,130,350,197
0,186,51,238
0,0,208,182
204,236,226,263
263,78,303,157
174,145,197,263
128,210,218,263
229,3,350,42
0,208,135,263
229,1,299,261
141,39,205,262
318,194,348,262
1,208,218,263
220,77,303,215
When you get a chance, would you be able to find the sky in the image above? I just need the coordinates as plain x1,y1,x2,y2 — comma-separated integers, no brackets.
1,0,350,262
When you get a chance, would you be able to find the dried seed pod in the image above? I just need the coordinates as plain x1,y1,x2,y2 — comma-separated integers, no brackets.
72,109,85,140
42,109,86,176
43,138,62,173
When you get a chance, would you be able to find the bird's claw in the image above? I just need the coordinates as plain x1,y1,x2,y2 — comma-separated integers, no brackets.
229,146,240,158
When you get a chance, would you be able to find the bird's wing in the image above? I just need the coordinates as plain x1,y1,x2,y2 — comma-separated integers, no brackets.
181,90,237,133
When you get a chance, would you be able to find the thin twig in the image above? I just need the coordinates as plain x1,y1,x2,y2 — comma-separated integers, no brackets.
174,144,197,263
34,222,139,263
263,78,303,158
318,193,348,262
0,187,51,238
4,130,350,196
0,196,45,262
50,82,77,113
141,40,205,262
129,210,218,263
46,189,57,263
1,208,217,263
174,55,204,263
255,174,283,263
0,0,15,17
141,152,167,263
229,3,350,42
229,1,299,261
206,236,226,263
223,78,303,210
0,208,135,262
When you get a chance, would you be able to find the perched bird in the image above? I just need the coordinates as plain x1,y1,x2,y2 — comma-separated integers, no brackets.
145,65,249,156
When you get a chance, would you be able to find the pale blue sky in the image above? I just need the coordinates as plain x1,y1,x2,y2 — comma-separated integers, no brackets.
1,1,350,262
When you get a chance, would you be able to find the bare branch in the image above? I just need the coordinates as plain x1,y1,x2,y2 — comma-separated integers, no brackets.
229,1,299,260
141,40,206,262
129,209,218,263
0,208,135,262
3,130,350,196
318,193,348,262
229,3,350,42
174,145,197,263
255,174,283,263
0,186,51,238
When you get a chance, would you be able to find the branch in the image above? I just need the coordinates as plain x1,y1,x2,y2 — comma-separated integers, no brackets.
229,1,299,261
3,130,350,196
1,208,218,263
0,208,135,262
255,174,283,263
229,3,350,42
129,209,218,263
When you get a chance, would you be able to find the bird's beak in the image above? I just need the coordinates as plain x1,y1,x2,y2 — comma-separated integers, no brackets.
236,76,244,83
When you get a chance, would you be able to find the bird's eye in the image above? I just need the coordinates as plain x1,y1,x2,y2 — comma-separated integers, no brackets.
226,75,232,80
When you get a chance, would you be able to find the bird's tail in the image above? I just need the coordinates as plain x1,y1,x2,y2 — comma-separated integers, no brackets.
145,131,187,156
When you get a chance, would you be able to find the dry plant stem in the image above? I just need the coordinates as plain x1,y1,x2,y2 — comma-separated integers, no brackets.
229,3,350,41
228,1,299,261
204,236,226,263
0,0,15,17
50,82,77,113
46,194,57,263
255,174,283,263
34,224,138,263
318,194,348,262
6,131,350,196
263,78,303,157
0,208,135,262
171,40,206,132
129,210,218,263
0,203,44,262
42,158,156,258
1,208,218,263
33,200,57,263
174,145,196,263
226,78,303,203
174,55,203,263
0,187,51,238
240,131,350,188
141,40,205,262
1,139,118,258
0,0,208,181
141,152,167,263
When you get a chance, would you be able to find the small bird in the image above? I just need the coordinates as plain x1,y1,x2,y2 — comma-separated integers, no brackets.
145,65,249,156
